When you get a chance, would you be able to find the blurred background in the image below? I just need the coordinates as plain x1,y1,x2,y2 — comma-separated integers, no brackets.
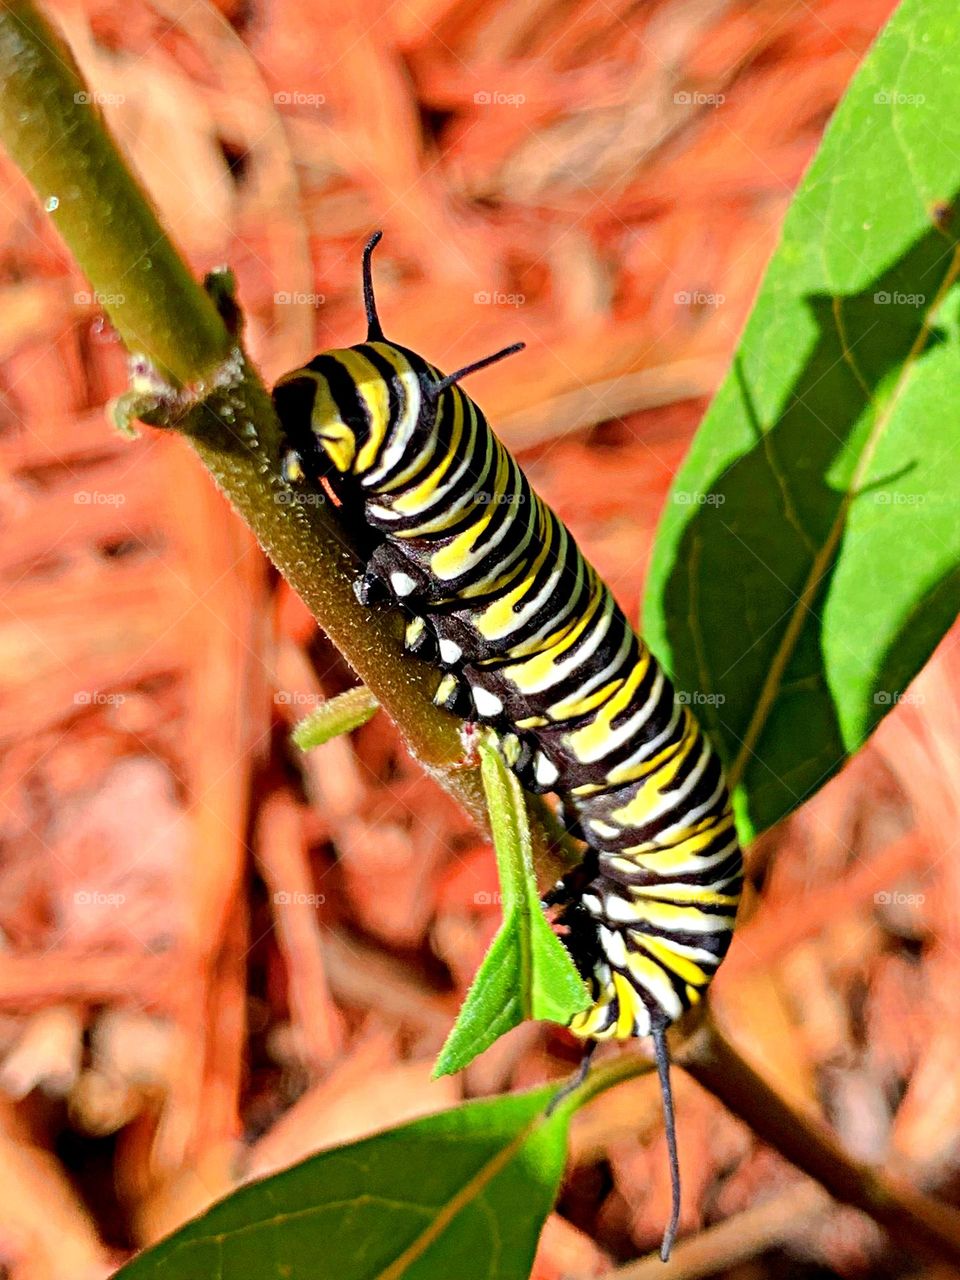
5,0,960,1276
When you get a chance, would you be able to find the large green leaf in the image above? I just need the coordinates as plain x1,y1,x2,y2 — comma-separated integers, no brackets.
644,0,960,841
115,1087,570,1280
434,734,589,1077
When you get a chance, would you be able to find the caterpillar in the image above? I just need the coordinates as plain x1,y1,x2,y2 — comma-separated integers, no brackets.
273,232,743,1261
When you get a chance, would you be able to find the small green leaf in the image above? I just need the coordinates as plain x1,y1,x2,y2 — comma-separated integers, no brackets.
434,734,588,1077
291,686,380,750
644,0,960,841
114,1087,571,1280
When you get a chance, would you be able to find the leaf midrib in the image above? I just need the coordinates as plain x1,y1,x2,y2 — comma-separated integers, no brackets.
374,1118,540,1280
727,238,960,792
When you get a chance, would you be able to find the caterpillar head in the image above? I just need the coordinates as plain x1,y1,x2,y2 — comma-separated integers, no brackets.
271,233,392,481
271,231,525,484
273,358,371,477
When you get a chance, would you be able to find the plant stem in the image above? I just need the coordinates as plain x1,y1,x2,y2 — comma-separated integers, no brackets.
677,1013,960,1265
0,1,228,387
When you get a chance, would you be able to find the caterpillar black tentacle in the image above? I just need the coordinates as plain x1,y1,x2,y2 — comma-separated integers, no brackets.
273,232,744,1261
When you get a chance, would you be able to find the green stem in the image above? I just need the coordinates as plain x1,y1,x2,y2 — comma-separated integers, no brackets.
0,1,228,387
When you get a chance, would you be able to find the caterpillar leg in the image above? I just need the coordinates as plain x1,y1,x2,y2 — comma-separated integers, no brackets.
433,671,475,717
355,543,426,607
498,731,532,774
405,614,485,672
500,731,561,795
425,614,484,670
403,614,438,661
404,610,479,668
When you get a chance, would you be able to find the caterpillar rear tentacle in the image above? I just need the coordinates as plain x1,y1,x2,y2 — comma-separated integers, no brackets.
273,231,743,1262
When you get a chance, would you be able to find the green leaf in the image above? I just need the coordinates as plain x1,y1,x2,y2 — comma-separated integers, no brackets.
434,734,589,1077
114,1087,571,1280
291,686,380,750
643,0,960,841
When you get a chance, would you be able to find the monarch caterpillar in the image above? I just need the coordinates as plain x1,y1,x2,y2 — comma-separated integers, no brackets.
273,232,743,1261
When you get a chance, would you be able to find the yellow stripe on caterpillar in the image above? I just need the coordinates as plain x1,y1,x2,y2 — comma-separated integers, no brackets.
502,583,607,695
635,935,711,987
632,884,740,907
562,651,652,760
332,349,391,472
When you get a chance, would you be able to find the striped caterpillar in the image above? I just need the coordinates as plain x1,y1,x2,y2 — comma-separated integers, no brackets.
273,233,743,1259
